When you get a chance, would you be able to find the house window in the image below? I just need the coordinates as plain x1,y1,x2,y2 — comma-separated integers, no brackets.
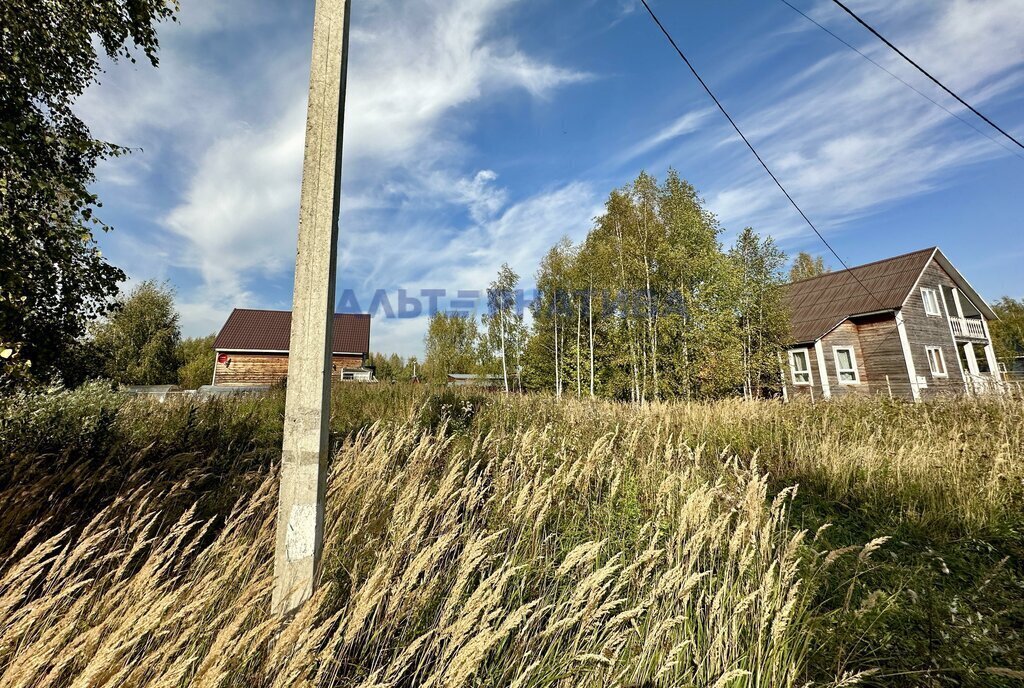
921,288,942,316
925,346,947,377
833,347,860,384
789,349,812,386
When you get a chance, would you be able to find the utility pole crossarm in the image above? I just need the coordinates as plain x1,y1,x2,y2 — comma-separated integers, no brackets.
272,0,351,618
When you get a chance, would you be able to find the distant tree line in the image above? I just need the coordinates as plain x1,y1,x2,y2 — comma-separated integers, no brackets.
366,352,420,382
419,170,793,401
522,170,789,401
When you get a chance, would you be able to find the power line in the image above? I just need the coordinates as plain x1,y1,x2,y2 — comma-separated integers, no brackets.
829,0,1024,151
778,0,1024,163
637,0,887,311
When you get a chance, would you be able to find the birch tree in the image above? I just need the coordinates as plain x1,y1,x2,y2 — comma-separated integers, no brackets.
423,312,480,383
789,252,829,282
525,169,786,401
730,228,789,399
530,240,575,397
484,264,524,394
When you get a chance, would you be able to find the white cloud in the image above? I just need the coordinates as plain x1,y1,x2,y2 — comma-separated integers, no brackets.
453,170,509,223
695,0,1024,244
420,181,599,288
352,181,600,357
615,109,712,165
163,99,308,304
342,0,588,168
82,0,589,338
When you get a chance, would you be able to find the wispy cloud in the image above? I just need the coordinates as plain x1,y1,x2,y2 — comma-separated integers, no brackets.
79,0,1023,350
684,0,1024,244
81,0,591,340
615,108,713,166
365,181,601,357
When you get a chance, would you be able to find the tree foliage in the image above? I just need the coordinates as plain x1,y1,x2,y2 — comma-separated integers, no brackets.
527,237,578,398
0,0,178,387
90,280,181,386
366,352,420,382
788,252,830,282
730,228,790,398
176,335,215,390
526,170,789,401
483,263,525,393
423,312,481,383
991,297,1024,372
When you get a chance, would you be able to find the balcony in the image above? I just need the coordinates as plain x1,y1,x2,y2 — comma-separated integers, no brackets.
950,316,986,340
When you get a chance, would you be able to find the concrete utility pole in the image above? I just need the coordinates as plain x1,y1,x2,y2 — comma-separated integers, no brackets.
272,0,351,617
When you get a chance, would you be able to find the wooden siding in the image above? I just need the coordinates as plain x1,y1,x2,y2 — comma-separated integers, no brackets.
820,321,870,398
332,355,367,376
214,353,365,387
900,260,967,398
785,314,916,400
784,346,824,401
852,313,913,398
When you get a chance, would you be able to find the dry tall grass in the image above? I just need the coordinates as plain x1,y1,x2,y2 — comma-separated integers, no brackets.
1,385,1022,686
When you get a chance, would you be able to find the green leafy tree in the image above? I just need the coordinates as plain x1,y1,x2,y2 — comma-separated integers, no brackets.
527,169,776,401
483,264,525,393
788,252,829,282
729,228,789,399
176,335,215,390
0,0,177,387
366,352,397,381
527,238,576,397
90,281,181,385
366,352,418,382
657,169,742,399
423,312,480,383
991,297,1024,373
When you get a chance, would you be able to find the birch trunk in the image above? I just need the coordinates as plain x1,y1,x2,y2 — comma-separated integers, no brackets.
588,285,595,398
499,307,509,394
576,297,582,399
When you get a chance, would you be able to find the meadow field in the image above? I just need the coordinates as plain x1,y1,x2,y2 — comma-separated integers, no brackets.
0,384,1022,687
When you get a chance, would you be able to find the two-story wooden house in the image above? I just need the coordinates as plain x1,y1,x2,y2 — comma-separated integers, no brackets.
782,247,1001,401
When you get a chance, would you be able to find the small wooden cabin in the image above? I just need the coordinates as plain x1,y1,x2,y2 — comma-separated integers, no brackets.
782,247,1001,402
212,309,371,387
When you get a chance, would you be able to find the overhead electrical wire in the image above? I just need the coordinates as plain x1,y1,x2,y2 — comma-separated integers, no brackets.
778,0,1024,163
637,0,888,311
829,0,1024,151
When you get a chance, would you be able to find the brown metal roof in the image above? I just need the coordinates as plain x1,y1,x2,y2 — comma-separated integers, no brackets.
214,309,371,354
784,247,935,344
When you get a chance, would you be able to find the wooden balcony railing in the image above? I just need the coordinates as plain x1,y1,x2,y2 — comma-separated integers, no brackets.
950,317,986,340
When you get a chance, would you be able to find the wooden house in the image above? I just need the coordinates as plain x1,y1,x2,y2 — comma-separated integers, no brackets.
782,247,1001,402
212,309,370,387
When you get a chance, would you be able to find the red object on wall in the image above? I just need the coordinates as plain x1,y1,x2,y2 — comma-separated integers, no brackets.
217,353,229,364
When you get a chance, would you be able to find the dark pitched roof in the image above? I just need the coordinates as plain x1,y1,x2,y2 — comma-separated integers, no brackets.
784,248,936,344
214,309,370,355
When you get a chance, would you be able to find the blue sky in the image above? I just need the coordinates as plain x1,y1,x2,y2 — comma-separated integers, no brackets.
79,0,1024,356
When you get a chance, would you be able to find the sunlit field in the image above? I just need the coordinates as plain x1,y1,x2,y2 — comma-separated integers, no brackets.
1,384,1022,687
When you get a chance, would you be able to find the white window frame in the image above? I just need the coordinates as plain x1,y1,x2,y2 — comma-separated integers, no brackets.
789,348,812,386
833,346,860,385
925,346,947,377
921,288,942,317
